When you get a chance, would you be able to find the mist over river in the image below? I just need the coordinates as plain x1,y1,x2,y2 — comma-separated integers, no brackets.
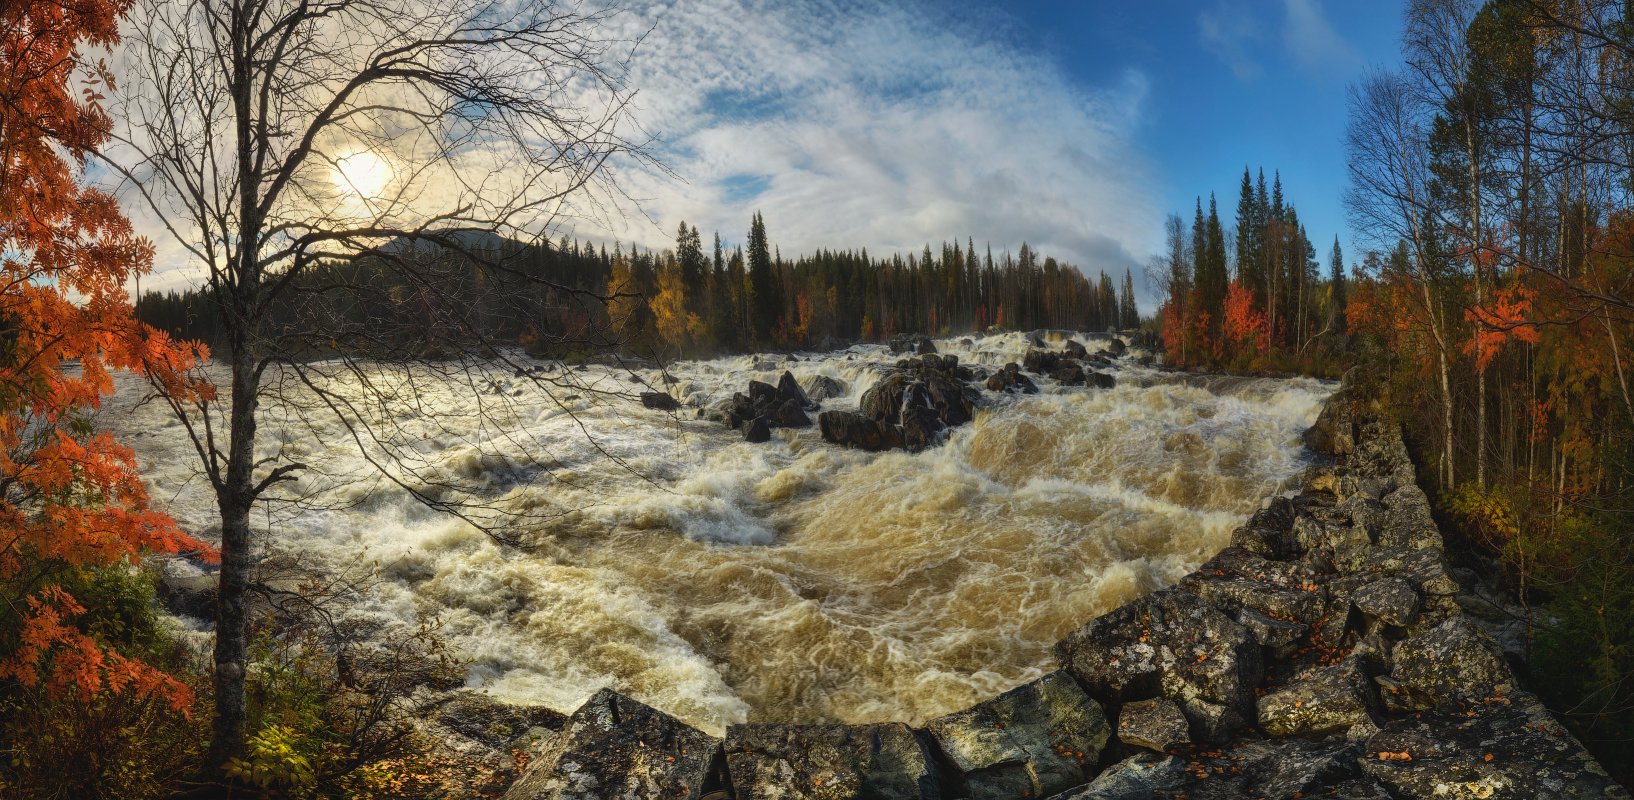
104,333,1330,736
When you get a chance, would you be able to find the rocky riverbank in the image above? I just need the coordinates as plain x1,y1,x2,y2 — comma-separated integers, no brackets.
476,370,1628,799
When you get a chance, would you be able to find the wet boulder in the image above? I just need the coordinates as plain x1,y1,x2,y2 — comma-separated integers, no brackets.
1085,371,1116,390
803,374,847,403
639,392,680,411
1053,363,1087,386
1023,349,1062,375
1063,339,1089,360
776,370,816,410
768,398,812,428
818,410,897,451
725,722,942,800
924,671,1109,799
986,363,1039,394
747,379,779,408
1116,697,1190,753
744,416,771,443
1105,337,1127,357
502,688,721,800
1055,587,1263,742
889,333,935,354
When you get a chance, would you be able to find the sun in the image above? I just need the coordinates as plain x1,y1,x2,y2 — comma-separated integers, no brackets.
334,149,393,200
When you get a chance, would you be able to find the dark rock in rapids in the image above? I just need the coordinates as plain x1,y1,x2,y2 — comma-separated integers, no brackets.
639,391,680,411
1053,363,1087,385
1063,339,1089,360
826,354,980,453
985,362,1039,394
923,671,1109,799
502,688,721,800
776,370,815,410
768,398,811,428
802,373,847,402
817,409,898,451
1023,348,1062,374
744,416,771,443
725,722,942,800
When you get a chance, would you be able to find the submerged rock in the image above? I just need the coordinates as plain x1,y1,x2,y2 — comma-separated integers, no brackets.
502,688,721,800
924,671,1109,799
724,722,942,800
639,391,680,411
802,374,847,402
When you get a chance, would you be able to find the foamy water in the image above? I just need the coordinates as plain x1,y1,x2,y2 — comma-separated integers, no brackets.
104,333,1331,735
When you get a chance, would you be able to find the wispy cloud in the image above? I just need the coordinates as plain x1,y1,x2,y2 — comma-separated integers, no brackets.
1198,2,1263,81
1280,0,1362,76
588,0,1158,287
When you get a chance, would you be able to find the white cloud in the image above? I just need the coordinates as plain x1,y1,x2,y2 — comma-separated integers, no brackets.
585,0,1159,285
120,0,1162,302
1198,2,1263,81
1281,0,1362,76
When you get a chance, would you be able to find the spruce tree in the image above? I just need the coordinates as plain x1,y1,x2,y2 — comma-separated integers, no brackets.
1120,268,1139,329
747,212,779,343
1330,236,1347,335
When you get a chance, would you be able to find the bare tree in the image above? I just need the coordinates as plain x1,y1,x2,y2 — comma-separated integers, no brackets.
1345,68,1461,488
101,0,656,768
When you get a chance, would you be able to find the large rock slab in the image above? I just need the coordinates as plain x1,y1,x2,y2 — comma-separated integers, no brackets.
725,722,941,799
1385,617,1514,712
1055,587,1262,742
1258,658,1374,738
502,688,720,800
1362,691,1630,800
1044,753,1185,799
1116,697,1190,753
923,671,1109,798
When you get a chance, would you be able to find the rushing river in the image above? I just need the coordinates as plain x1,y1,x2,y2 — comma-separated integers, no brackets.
105,332,1331,736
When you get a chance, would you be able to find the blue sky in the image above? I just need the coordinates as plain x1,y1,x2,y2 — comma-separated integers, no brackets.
991,0,1405,270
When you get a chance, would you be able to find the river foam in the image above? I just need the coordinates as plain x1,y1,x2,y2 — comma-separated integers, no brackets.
105,333,1331,736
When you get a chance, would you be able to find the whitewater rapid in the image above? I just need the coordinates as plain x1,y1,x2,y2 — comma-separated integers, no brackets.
104,332,1331,736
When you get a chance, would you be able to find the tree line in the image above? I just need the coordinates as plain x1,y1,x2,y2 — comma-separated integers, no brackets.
1154,169,1349,374
137,214,1145,360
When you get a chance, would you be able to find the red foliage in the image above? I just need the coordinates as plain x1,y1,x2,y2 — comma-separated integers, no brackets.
1,0,212,710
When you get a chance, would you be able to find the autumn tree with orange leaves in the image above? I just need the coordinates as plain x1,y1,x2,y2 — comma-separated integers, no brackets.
0,0,213,793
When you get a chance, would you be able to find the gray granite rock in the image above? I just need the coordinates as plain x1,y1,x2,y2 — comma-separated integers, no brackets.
1258,658,1374,738
1043,753,1185,799
1056,587,1262,742
1116,697,1190,753
922,671,1108,799
502,688,720,800
724,722,941,800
